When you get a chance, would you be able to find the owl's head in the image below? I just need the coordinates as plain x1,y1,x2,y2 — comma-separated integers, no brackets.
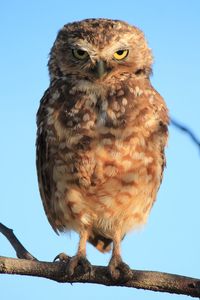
48,18,153,83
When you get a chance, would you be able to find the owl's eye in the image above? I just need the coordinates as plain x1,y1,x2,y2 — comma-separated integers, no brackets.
72,49,89,60
113,49,129,60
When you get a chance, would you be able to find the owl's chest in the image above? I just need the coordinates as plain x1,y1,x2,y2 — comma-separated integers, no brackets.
48,88,131,147
42,86,165,233
51,98,153,185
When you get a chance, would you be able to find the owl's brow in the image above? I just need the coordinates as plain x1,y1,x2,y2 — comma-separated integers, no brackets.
101,42,131,56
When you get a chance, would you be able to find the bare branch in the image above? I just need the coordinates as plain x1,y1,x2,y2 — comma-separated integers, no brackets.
0,223,37,261
170,118,200,151
1,222,200,298
0,256,200,298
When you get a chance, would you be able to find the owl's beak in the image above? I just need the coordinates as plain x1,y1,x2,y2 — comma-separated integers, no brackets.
95,60,107,78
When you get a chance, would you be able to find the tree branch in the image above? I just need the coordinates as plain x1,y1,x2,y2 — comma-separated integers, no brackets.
170,118,200,152
1,223,200,298
1,256,200,297
0,223,37,261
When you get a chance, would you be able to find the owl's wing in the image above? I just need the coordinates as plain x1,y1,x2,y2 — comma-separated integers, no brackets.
36,87,59,233
152,86,169,189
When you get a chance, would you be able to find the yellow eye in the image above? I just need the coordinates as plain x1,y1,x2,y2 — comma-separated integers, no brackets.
113,49,129,60
72,49,89,60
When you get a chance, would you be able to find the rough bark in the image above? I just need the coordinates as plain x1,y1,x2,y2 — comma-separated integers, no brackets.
1,222,200,297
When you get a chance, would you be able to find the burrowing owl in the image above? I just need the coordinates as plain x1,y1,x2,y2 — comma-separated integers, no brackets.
36,18,169,279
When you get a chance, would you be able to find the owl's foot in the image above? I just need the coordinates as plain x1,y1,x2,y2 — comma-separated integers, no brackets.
54,253,92,276
108,256,132,281
66,255,92,276
54,252,70,263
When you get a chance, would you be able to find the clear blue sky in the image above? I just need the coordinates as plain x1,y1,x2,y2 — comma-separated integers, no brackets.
0,1,200,299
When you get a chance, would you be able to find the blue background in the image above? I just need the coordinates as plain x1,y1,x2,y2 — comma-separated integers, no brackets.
0,1,199,299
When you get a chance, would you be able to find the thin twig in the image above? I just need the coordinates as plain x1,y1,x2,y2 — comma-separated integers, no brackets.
1,223,200,297
171,118,200,151
0,223,37,261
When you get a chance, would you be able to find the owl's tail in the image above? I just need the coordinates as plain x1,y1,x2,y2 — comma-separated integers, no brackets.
88,231,112,253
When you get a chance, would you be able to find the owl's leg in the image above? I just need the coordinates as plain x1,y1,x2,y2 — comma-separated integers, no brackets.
108,233,132,281
67,229,92,276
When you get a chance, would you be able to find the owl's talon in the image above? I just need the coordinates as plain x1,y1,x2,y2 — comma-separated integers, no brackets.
108,257,132,282
67,255,92,276
53,252,70,262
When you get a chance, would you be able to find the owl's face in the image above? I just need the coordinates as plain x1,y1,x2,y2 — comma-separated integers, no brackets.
49,19,153,83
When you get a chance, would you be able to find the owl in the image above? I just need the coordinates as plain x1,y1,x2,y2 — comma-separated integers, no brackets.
36,18,169,279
